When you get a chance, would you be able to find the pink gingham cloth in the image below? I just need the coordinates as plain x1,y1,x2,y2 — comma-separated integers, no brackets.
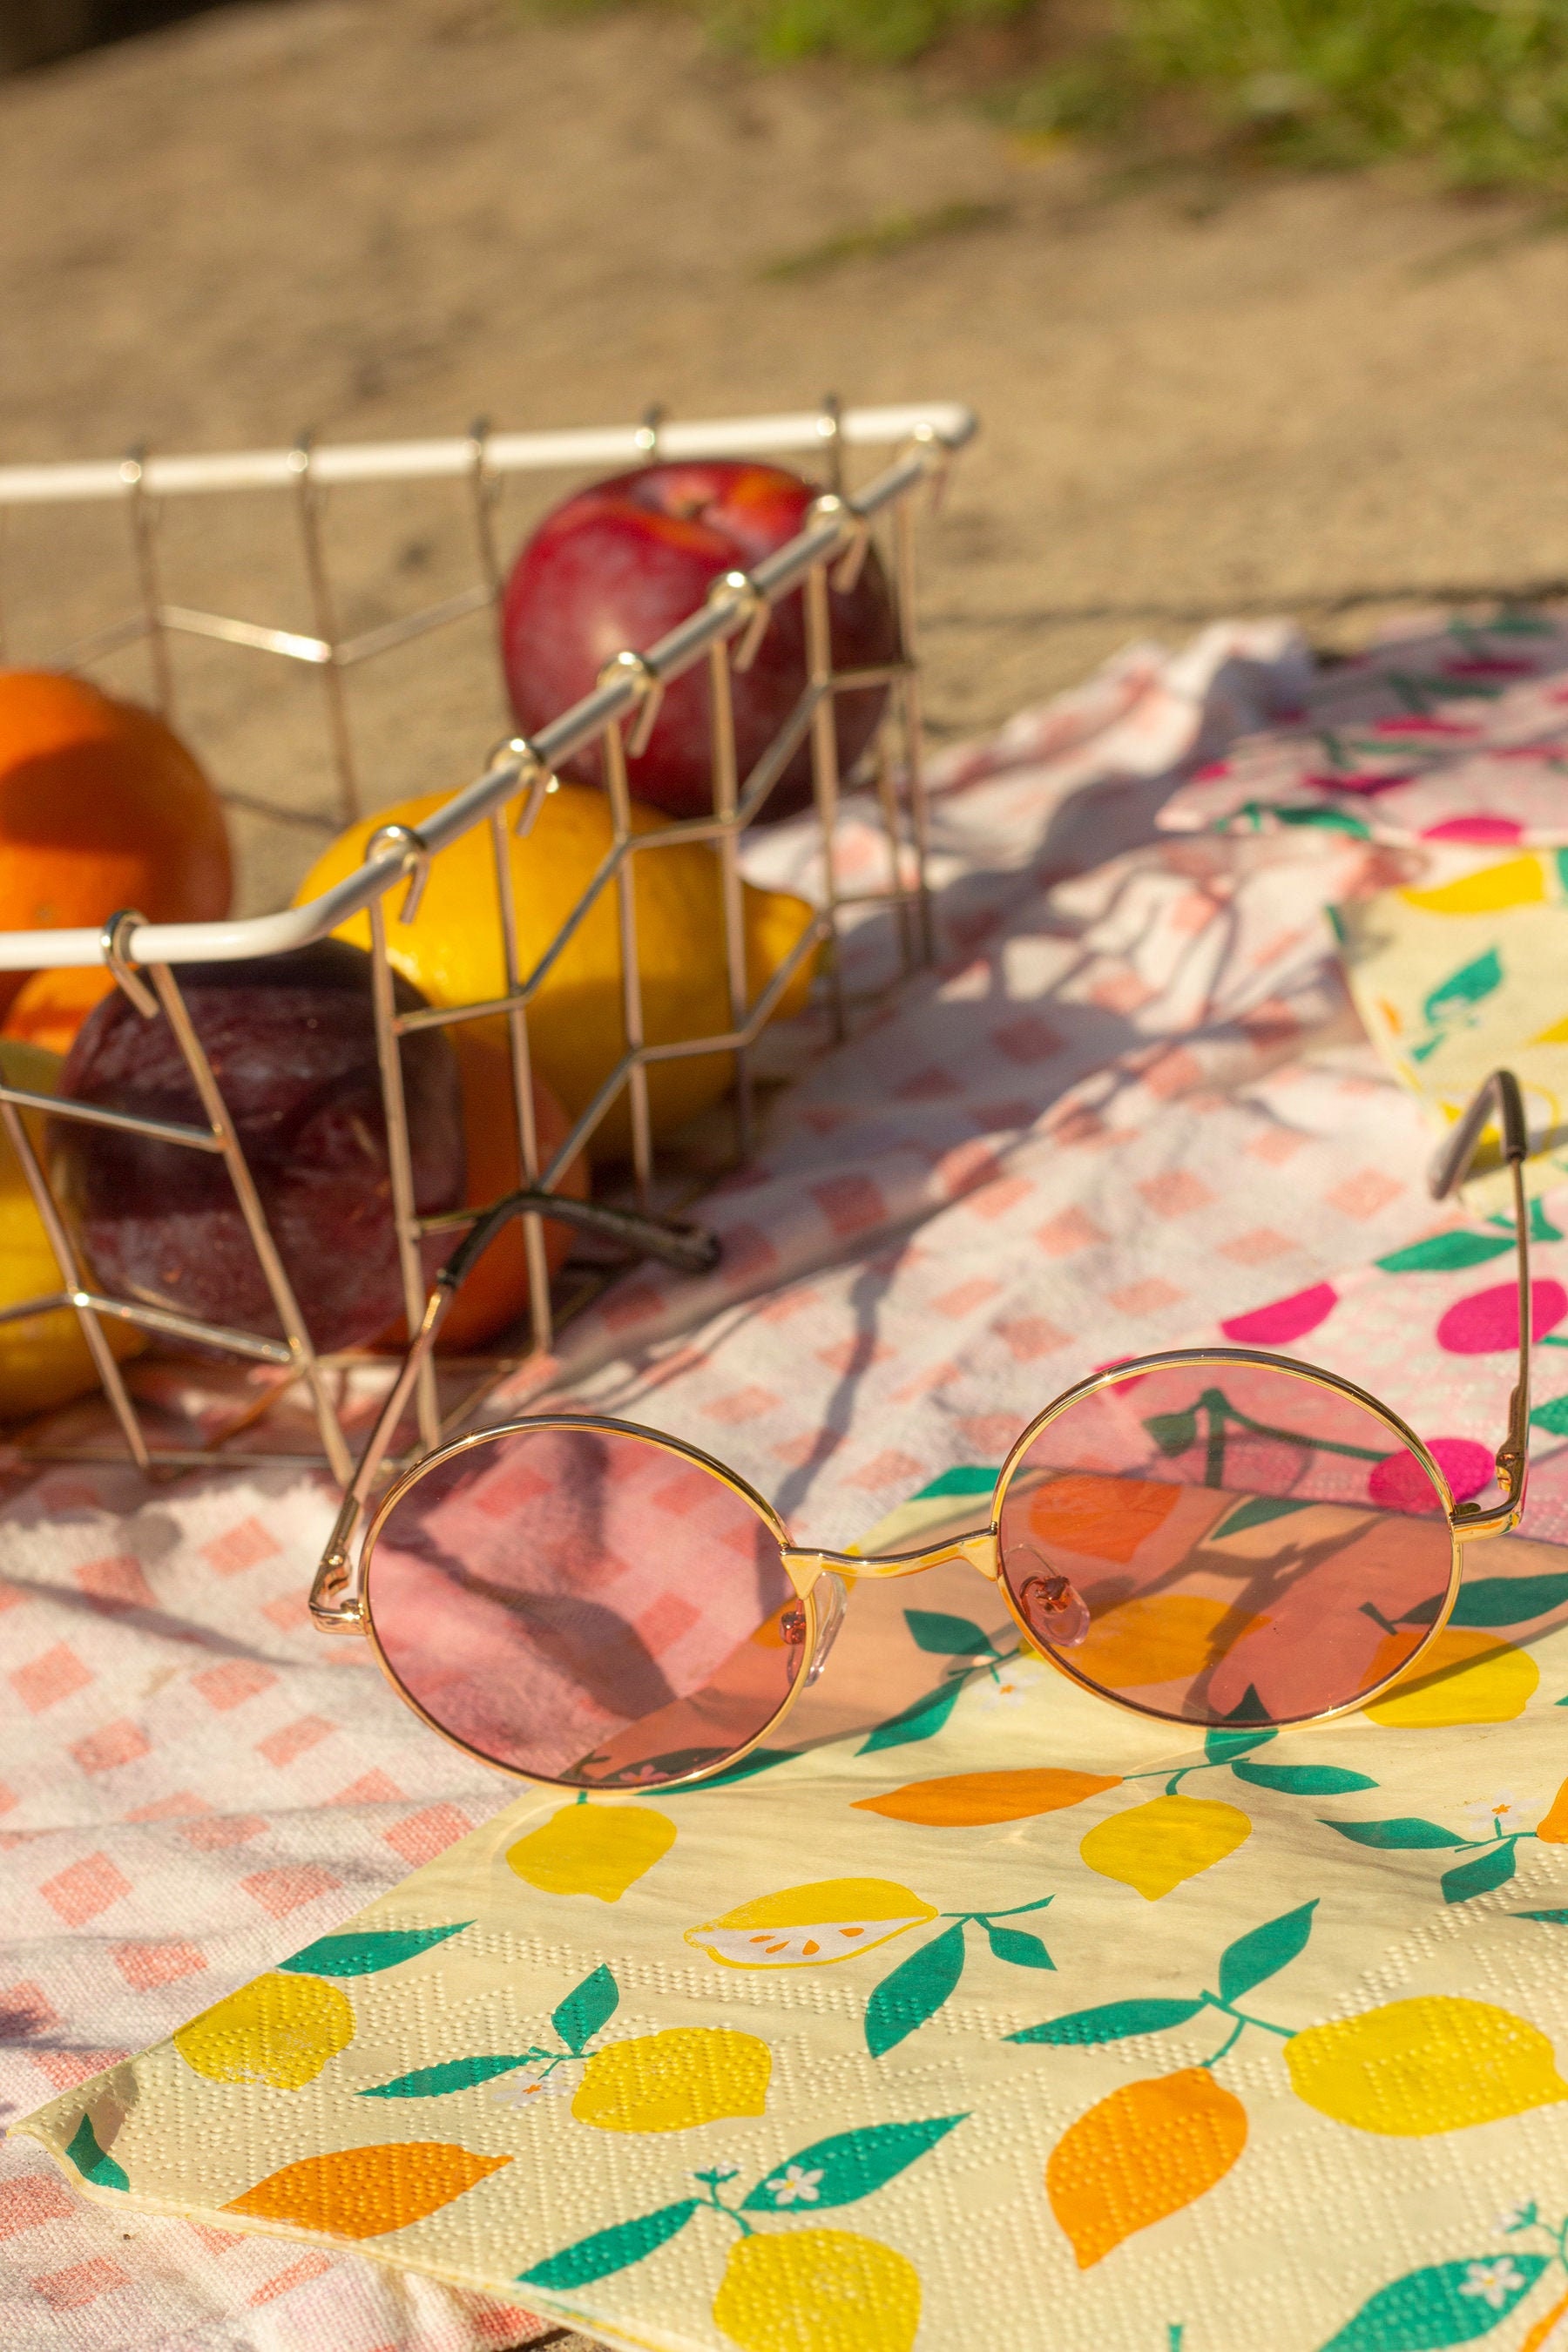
4,613,1563,2349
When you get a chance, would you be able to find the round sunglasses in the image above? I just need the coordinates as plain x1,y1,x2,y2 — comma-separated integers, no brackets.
310,1069,1534,1789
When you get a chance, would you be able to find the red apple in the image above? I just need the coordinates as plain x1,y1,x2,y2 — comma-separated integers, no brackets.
500,461,901,823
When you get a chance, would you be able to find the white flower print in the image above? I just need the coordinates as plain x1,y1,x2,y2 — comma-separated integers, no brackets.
1459,2258,1527,2310
1461,1789,1525,1832
490,2065,575,2108
980,1665,1044,1711
765,2163,825,2207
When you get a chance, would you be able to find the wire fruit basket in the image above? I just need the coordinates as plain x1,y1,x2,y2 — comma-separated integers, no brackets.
0,398,976,1490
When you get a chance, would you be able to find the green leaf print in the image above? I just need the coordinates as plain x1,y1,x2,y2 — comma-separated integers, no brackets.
858,1680,964,1754
984,1923,1055,1970
1146,1408,1199,1456
902,1610,997,1657
1375,1232,1516,1276
1007,1996,1206,2047
518,2199,700,2288
1212,1496,1313,1540
1317,2253,1547,2350
740,2114,966,2212
1442,1842,1518,1904
1204,1725,1276,1765
1531,1397,1568,1437
278,1923,471,1977
1518,1908,1568,1923
865,1923,966,2057
1448,1571,1568,1627
1423,950,1502,1029
1445,1571,1568,1626
1323,1817,1468,1850
1232,1761,1378,1795
1217,1900,1317,2004
64,2112,127,2192
552,1964,618,2054
360,2054,539,2099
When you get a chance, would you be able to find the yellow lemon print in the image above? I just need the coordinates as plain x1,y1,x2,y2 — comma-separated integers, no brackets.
1072,1594,1262,1690
1286,1996,1568,2134
853,1767,1123,1827
571,2027,771,2132
713,2227,921,2352
172,1972,355,2090
223,2141,508,2237
1400,855,1547,916
507,1801,676,1901
1079,1794,1250,1901
686,1879,937,1969
1537,1775,1568,1844
1363,1626,1538,1727
1046,2066,1247,2267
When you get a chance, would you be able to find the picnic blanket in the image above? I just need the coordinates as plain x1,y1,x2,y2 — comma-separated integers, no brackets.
6,608,1568,2352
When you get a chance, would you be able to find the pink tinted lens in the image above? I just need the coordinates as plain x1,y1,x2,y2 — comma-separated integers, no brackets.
365,1423,801,1786
997,1362,1455,1726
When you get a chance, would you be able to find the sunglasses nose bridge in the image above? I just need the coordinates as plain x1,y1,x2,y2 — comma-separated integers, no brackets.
781,1529,999,1590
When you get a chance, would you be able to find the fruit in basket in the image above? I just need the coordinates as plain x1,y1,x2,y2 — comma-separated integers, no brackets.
0,672,232,1017
499,462,901,823
383,1024,589,1353
297,782,817,1163
0,1037,144,1419
2,966,116,1057
49,940,463,1357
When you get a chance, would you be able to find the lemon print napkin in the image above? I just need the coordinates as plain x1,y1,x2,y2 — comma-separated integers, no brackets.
1335,849,1568,1212
17,1511,1568,2352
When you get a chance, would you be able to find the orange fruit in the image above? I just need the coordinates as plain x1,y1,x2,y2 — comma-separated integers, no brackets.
852,1768,1122,1827
0,672,232,1017
1046,2066,1247,2266
1,965,116,1056
221,2140,507,2237
1538,1776,1568,1845
382,1021,589,1352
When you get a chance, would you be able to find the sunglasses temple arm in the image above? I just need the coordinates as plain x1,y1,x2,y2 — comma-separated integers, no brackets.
1429,1066,1531,1531
310,1191,724,1631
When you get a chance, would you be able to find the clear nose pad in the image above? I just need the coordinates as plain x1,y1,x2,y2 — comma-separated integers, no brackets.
1006,1538,1090,1650
785,1571,848,1686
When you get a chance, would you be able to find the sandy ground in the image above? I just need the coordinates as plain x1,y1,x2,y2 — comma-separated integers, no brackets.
5,0,1568,915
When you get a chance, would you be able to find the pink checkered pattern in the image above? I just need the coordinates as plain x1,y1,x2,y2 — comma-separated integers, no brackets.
0,618,1530,2349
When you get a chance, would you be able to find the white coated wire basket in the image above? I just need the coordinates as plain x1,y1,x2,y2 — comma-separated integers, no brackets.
0,398,976,1490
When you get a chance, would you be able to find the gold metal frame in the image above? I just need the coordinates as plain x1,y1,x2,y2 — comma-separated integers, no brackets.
311,1069,1535,1791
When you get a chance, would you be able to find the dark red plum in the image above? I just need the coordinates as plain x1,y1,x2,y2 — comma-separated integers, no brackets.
51,939,463,1356
500,460,901,822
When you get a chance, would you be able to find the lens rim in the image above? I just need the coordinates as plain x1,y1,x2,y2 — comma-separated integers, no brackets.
359,1411,811,1791
989,1347,1463,1731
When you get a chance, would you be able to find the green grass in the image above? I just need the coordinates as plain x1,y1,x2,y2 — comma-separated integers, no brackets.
760,198,1011,278
537,0,1568,192
1006,0,1568,190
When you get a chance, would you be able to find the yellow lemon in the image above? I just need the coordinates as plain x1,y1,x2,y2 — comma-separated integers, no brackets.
1286,1995,1568,2134
686,1878,937,1969
1401,855,1547,915
297,784,817,1161
224,2140,507,2236
0,1038,143,1418
1363,1626,1538,1727
506,1801,676,1902
172,1971,355,2090
1079,1795,1251,1902
571,2027,771,2132
1046,2067,1247,2268
713,2228,921,2352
